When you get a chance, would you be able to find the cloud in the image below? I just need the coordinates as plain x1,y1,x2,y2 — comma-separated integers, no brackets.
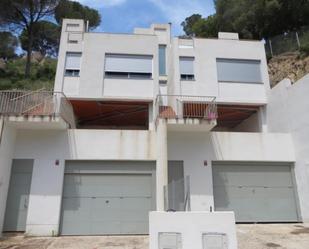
148,0,214,34
75,0,126,8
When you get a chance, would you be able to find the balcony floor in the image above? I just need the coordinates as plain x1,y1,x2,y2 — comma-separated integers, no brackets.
166,118,217,132
5,115,69,130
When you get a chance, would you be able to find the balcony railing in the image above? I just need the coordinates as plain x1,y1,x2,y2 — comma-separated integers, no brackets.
155,94,217,121
0,90,75,128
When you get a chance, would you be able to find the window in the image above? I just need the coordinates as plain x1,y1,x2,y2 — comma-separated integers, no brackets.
159,45,167,76
216,58,262,83
65,52,81,77
104,54,153,79
180,57,194,80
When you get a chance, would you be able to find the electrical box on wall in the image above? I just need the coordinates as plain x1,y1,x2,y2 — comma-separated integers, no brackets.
159,232,182,249
202,233,228,249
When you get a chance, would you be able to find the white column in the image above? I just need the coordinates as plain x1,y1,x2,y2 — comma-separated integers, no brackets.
156,118,168,211
258,106,268,132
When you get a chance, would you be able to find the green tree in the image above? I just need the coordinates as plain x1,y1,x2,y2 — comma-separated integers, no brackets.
182,14,218,38
0,32,18,59
182,0,309,40
20,21,60,57
55,0,101,30
0,0,60,76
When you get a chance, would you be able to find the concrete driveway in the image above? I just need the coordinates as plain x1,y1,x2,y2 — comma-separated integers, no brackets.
0,224,309,249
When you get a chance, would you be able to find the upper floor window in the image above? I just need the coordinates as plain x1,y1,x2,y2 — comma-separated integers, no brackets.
65,52,81,77
104,54,153,79
159,45,167,76
180,57,195,80
216,58,262,83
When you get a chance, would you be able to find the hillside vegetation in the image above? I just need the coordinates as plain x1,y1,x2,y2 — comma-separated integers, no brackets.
0,56,56,91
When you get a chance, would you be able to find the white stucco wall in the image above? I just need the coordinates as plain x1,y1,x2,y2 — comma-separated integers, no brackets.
0,120,16,236
5,127,296,236
55,19,269,109
149,211,237,249
267,75,309,221
54,19,160,100
171,37,269,105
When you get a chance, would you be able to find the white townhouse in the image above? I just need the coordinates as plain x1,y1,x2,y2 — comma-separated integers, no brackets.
0,19,308,241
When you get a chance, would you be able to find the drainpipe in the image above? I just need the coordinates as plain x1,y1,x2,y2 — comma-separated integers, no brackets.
156,118,168,211
0,116,4,146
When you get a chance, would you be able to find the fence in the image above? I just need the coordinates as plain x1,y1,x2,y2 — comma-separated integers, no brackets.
164,176,191,212
0,90,76,128
265,26,309,57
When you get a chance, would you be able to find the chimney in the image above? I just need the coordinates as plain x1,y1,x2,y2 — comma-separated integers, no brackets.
218,32,239,40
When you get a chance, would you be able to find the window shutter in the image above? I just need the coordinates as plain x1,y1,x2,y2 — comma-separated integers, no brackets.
105,54,152,73
180,57,194,75
65,52,82,70
216,58,262,83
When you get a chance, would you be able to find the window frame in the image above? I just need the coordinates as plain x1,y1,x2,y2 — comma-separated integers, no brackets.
159,44,167,76
179,56,195,81
104,53,153,80
64,52,82,77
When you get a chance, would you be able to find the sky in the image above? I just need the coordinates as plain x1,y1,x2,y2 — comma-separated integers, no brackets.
75,0,215,35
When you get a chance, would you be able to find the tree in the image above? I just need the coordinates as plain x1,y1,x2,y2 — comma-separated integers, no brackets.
0,0,60,76
0,32,18,60
181,14,203,36
55,0,101,30
181,14,218,38
20,21,60,57
182,0,309,40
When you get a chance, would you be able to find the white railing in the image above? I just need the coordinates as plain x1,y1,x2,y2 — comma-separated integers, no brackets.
155,94,217,121
0,90,75,128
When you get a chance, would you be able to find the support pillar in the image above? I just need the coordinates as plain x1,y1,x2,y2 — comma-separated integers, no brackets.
258,106,268,132
156,118,168,211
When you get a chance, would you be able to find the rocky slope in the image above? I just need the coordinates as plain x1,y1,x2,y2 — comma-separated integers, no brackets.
268,52,309,87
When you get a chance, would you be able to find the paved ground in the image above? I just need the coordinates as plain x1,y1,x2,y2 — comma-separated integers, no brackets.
0,224,309,249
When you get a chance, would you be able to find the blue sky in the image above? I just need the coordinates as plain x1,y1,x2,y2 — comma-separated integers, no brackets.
76,0,215,35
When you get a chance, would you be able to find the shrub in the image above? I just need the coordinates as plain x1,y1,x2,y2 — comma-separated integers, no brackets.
300,42,309,55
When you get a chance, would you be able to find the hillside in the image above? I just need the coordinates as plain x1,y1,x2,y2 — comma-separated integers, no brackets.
0,55,57,91
268,52,309,87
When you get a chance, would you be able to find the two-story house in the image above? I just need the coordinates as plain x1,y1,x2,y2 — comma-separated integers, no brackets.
0,19,305,237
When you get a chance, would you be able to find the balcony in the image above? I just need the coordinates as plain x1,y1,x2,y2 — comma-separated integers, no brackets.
0,90,75,129
155,95,217,131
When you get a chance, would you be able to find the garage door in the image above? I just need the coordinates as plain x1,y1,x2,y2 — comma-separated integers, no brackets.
212,162,299,222
60,161,155,235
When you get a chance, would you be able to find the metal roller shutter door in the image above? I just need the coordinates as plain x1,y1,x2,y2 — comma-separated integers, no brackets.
212,162,299,222
60,161,155,235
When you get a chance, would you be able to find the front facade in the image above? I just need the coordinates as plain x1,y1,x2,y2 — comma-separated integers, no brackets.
0,19,307,237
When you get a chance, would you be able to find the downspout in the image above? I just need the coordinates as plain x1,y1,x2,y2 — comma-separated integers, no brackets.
0,117,4,146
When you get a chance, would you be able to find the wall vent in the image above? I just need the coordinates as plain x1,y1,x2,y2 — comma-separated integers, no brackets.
159,232,182,249
202,233,228,249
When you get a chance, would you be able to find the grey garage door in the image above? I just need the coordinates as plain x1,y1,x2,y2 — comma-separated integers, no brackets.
4,159,33,232
212,162,299,222
60,161,155,235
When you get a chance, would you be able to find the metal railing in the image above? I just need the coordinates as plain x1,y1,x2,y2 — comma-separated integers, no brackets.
156,94,217,121
0,90,75,128
164,175,191,212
